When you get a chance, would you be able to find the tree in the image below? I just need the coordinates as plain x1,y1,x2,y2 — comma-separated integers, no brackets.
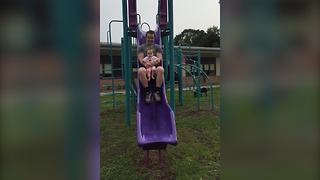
204,26,220,47
174,29,207,46
174,26,220,47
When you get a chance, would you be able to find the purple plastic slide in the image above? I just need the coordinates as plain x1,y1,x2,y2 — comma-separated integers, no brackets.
136,25,177,150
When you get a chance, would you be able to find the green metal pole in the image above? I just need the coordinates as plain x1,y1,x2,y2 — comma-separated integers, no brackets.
108,20,123,108
198,50,201,72
195,75,200,111
196,50,201,110
108,23,115,108
168,0,175,111
130,38,137,108
121,38,124,78
122,0,131,126
211,85,214,111
178,64,214,111
163,36,169,93
162,36,169,84
178,48,183,105
128,37,133,106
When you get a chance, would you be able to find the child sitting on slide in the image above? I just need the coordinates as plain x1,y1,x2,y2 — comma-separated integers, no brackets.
142,46,158,81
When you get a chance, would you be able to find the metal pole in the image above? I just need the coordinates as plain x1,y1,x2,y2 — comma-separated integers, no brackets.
178,48,183,105
122,0,131,126
106,30,109,43
131,37,137,108
121,38,125,78
162,36,169,93
168,0,175,111
108,20,123,108
196,50,201,110
128,37,133,106
130,37,137,107
177,63,214,111
211,85,214,111
162,36,168,82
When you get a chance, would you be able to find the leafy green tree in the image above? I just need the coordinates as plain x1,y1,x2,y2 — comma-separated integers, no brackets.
204,26,220,47
174,26,220,47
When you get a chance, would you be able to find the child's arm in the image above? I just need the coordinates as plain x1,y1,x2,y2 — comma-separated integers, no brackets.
144,57,153,68
151,55,161,66
154,51,163,65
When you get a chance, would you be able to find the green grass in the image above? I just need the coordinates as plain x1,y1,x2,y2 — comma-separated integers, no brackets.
100,88,220,179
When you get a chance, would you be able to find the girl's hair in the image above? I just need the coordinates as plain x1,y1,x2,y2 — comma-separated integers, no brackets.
146,45,154,52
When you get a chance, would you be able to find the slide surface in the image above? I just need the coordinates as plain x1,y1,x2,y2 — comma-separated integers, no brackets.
136,25,177,149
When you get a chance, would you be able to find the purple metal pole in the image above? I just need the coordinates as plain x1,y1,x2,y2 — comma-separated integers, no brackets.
128,0,137,29
159,0,168,29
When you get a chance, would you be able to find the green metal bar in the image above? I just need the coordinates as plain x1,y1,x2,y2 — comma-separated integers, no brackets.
196,79,200,110
128,37,133,105
162,36,169,93
162,36,168,82
177,64,214,111
131,77,137,108
107,27,115,108
110,68,123,70
106,30,110,44
183,53,199,57
174,64,198,111
108,20,123,108
211,84,214,111
196,50,201,110
168,0,175,111
174,65,198,85
122,0,131,126
198,50,201,70
121,38,125,78
132,37,137,108
177,48,183,105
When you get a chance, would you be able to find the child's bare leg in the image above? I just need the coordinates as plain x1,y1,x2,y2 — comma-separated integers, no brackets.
146,71,149,81
147,68,151,81
151,66,156,79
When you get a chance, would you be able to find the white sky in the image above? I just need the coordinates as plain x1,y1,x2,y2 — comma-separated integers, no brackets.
100,0,220,42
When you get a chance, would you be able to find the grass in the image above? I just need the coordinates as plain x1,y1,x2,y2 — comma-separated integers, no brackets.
100,88,220,179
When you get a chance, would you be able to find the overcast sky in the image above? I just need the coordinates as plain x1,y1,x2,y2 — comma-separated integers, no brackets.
100,0,220,43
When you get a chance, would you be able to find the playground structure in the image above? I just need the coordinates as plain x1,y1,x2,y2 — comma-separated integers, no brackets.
104,0,215,154
105,0,216,124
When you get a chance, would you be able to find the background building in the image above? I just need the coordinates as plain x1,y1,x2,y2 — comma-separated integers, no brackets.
100,42,220,91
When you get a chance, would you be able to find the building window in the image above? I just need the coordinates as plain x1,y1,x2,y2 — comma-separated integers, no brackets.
200,63,216,76
204,64,210,71
104,64,112,74
210,64,215,70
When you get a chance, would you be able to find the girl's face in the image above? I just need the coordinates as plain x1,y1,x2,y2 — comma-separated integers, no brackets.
147,49,153,57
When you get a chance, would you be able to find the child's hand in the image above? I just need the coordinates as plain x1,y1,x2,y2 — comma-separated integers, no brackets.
142,56,150,67
151,56,160,66
143,56,149,62
145,61,152,68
